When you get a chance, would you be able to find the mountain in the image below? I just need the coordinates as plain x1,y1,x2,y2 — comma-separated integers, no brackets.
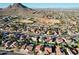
0,3,34,17
7,3,32,10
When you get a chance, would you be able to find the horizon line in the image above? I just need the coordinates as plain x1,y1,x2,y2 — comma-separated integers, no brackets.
0,3,79,9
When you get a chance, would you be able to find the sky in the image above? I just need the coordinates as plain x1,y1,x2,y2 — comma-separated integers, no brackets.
0,3,79,8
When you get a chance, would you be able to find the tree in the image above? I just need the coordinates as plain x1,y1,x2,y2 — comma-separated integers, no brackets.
0,33,3,45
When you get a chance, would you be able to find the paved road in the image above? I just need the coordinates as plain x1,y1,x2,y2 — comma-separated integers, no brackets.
0,47,23,55
0,50,23,55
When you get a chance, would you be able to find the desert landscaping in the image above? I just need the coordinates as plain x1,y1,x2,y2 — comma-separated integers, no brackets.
0,3,79,55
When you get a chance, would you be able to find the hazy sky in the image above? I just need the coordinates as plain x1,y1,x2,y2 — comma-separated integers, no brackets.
0,3,79,8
